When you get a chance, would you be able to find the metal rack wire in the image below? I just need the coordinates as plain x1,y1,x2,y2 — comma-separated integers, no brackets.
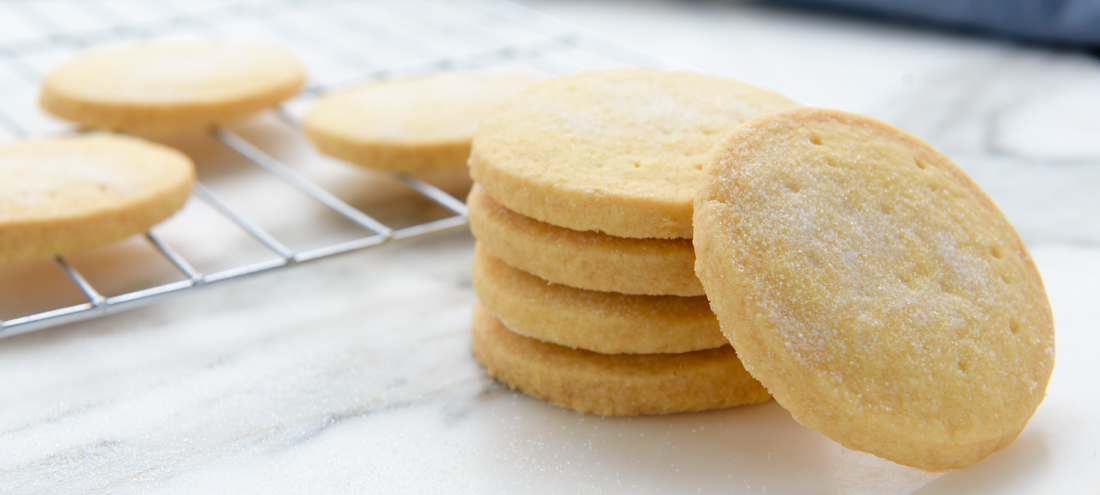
0,0,679,337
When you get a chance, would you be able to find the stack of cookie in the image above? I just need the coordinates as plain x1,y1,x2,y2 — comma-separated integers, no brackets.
465,69,800,416
465,70,1056,471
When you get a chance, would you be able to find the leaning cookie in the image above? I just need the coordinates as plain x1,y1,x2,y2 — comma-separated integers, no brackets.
39,41,305,133
468,185,702,296
1,134,195,262
469,68,799,239
304,73,542,190
470,302,770,416
472,243,724,354
693,107,1055,471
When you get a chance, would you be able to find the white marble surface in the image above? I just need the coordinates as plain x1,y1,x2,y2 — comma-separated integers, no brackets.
3,1,1100,493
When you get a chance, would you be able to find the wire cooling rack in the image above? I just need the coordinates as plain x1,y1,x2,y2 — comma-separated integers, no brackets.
0,0,681,338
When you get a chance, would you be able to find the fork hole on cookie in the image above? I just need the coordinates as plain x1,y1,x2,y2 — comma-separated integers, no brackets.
1009,318,1020,335
957,360,968,373
809,134,823,145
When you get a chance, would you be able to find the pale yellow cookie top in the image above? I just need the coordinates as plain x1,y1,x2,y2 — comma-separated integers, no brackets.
1,134,195,262
40,41,305,132
470,69,799,239
305,73,543,149
1,134,193,222
693,107,1055,471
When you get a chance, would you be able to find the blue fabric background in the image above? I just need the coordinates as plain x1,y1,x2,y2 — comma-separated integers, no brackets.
761,0,1100,47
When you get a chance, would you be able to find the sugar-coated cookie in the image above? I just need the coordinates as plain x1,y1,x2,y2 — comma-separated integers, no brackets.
467,185,702,296
304,73,542,175
470,302,770,416
693,107,1055,471
1,134,195,262
469,69,799,239
472,243,724,354
40,41,305,132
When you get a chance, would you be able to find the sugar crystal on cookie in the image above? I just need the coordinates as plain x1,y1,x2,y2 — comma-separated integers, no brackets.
694,107,1054,471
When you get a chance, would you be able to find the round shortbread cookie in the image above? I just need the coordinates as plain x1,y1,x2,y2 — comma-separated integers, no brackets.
693,108,1055,471
472,244,724,354
304,73,542,175
470,302,770,416
40,41,305,133
469,69,799,239
1,134,195,262
467,184,703,296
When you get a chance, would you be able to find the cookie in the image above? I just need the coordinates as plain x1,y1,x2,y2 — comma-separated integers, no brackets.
39,41,305,133
472,243,724,354
304,73,542,177
1,134,195,263
469,69,799,239
467,184,702,296
693,107,1055,471
470,302,770,416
